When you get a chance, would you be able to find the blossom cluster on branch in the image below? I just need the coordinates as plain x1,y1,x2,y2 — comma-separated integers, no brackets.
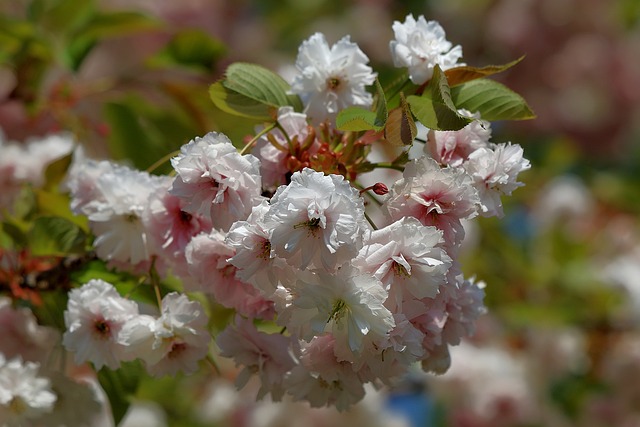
0,13,533,422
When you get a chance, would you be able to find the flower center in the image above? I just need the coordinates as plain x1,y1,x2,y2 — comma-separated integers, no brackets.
9,396,28,415
293,217,322,237
327,298,347,323
94,319,111,338
327,77,342,91
178,210,193,224
258,240,271,260
393,261,411,278
168,341,187,359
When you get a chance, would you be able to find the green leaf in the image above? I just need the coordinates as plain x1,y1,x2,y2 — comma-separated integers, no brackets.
209,62,303,119
97,361,144,425
209,81,275,121
28,216,86,256
76,11,160,39
43,152,72,191
444,56,525,87
407,65,471,131
39,0,95,35
451,78,536,121
385,93,417,147
65,11,160,71
336,107,379,131
103,97,192,171
336,79,387,131
35,189,88,231
151,29,226,71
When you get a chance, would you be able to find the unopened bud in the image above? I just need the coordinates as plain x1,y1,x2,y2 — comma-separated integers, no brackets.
372,183,388,195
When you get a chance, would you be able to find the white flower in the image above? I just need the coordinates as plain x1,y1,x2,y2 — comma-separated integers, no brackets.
265,168,368,271
120,292,210,377
0,355,57,426
62,279,139,370
80,164,169,265
354,217,451,307
464,142,530,218
170,132,264,231
390,14,464,84
217,315,296,400
290,32,376,124
280,266,395,354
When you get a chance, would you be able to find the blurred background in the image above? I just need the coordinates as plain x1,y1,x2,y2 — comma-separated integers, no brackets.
1,0,640,426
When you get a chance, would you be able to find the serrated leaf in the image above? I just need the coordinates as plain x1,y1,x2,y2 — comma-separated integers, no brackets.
209,81,275,121
336,79,387,131
28,216,86,256
385,94,416,147
97,361,144,425
336,107,379,131
373,78,388,126
444,56,525,87
407,65,471,131
451,79,536,121
218,62,303,114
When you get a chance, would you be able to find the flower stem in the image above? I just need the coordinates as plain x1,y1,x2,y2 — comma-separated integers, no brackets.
206,353,221,375
364,212,378,230
146,150,180,174
371,162,404,172
239,122,278,155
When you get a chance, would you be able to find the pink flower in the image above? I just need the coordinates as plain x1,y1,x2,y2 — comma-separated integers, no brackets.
120,293,210,377
144,180,212,262
185,231,275,320
354,217,451,308
384,157,479,252
252,107,317,190
217,315,296,400
464,143,530,218
284,334,366,411
426,110,491,166
0,298,59,364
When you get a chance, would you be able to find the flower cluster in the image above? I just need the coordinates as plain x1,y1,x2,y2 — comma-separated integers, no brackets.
58,13,531,411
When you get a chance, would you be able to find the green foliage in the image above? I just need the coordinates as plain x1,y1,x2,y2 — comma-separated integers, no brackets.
97,361,145,425
385,93,417,147
150,29,226,72
210,62,303,120
407,65,472,131
336,79,387,131
27,216,86,256
451,78,536,122
63,11,160,71
444,56,525,87
104,96,197,172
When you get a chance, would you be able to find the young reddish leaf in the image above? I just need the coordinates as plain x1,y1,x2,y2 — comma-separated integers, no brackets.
385,94,416,147
444,56,525,87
